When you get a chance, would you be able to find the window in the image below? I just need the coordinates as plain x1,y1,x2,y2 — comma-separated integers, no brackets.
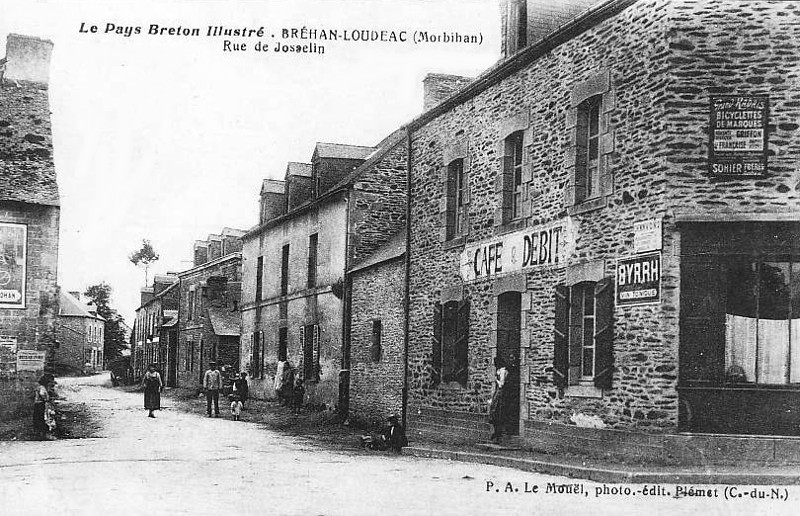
575,95,602,202
251,332,261,378
307,233,318,288
278,326,288,361
553,278,614,389
432,299,470,386
280,244,290,296
255,256,264,302
186,338,195,371
371,320,382,362
188,286,195,320
445,159,467,241
501,131,525,224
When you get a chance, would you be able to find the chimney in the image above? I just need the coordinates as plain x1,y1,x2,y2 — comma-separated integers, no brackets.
207,234,223,261
221,228,245,255
193,241,209,267
140,287,154,307
423,73,473,111
285,163,313,211
152,274,177,295
501,0,600,58
260,179,286,223
3,34,54,84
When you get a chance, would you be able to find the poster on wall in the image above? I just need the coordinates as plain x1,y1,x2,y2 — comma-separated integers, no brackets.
16,349,45,372
616,252,661,307
709,95,769,177
0,336,18,376
0,222,27,309
633,217,662,254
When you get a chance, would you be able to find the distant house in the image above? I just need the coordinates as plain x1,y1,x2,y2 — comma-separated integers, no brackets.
55,291,105,374
132,274,178,381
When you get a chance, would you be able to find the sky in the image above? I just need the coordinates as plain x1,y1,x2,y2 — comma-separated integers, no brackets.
1,0,500,323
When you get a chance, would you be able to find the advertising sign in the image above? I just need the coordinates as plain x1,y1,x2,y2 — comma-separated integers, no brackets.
16,350,46,372
633,218,662,254
616,252,661,307
0,336,18,376
0,223,27,309
709,96,768,177
460,219,572,282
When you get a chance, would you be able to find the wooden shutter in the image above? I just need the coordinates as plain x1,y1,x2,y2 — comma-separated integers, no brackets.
313,324,321,380
593,277,615,389
432,302,442,385
499,155,514,225
298,326,305,376
442,167,456,242
454,299,470,386
553,285,569,388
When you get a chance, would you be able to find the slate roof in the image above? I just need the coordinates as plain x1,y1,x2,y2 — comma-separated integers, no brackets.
286,162,312,177
0,159,59,206
349,228,406,274
58,290,104,320
208,307,241,336
313,142,375,160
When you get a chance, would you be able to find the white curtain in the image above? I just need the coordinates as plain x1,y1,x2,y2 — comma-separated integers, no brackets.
726,313,798,384
725,314,757,382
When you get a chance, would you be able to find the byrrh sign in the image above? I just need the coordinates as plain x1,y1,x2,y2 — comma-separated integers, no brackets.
460,219,571,282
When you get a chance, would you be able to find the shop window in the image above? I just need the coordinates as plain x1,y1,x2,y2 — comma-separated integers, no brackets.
307,233,318,288
431,299,470,386
575,95,602,202
724,259,799,384
445,158,468,241
500,131,525,224
371,320,382,363
553,278,614,389
280,244,290,296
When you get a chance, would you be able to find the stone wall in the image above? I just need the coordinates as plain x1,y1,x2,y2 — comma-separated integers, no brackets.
407,0,677,431
349,258,405,426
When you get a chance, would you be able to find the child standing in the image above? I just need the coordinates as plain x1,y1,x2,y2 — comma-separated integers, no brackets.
291,377,305,415
229,394,243,421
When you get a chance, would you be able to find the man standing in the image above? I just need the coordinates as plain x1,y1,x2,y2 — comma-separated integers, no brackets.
203,362,222,417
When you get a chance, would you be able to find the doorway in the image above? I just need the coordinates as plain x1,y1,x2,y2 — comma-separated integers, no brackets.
496,291,521,435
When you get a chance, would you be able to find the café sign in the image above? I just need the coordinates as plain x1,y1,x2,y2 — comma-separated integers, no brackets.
709,95,769,177
16,350,46,372
460,219,572,282
616,252,661,307
0,223,27,309
633,218,662,254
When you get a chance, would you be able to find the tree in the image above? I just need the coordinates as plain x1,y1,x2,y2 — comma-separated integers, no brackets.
129,239,160,285
84,282,128,363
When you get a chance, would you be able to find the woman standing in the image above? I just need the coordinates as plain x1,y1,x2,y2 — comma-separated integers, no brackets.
488,356,509,443
142,364,163,418
33,373,54,440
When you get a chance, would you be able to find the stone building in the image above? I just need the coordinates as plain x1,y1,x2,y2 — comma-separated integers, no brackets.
0,34,59,375
347,229,406,426
403,0,800,463
176,230,244,389
240,133,407,413
132,274,178,381
55,291,105,374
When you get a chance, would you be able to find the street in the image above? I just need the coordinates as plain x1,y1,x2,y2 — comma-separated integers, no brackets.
0,376,796,516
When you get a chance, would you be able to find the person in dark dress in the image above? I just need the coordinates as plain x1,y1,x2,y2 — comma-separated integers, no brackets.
33,373,54,440
381,414,408,453
142,364,163,418
233,372,249,408
488,356,508,443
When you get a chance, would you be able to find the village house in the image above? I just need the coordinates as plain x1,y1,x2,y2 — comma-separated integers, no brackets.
402,0,800,464
0,34,59,376
132,274,178,381
240,133,407,414
176,229,244,389
54,291,105,375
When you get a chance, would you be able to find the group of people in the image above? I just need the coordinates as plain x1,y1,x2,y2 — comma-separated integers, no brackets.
274,359,305,415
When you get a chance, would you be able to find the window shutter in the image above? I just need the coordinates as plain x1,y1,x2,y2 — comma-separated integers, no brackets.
553,285,569,388
313,324,321,380
593,277,614,389
499,155,514,224
443,167,456,241
298,326,305,372
455,299,470,386
432,302,442,385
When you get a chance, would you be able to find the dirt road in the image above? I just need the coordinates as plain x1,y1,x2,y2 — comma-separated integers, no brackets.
0,375,796,516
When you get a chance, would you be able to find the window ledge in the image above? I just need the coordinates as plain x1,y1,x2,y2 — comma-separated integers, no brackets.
565,384,603,398
567,195,607,216
434,381,467,391
442,236,465,251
